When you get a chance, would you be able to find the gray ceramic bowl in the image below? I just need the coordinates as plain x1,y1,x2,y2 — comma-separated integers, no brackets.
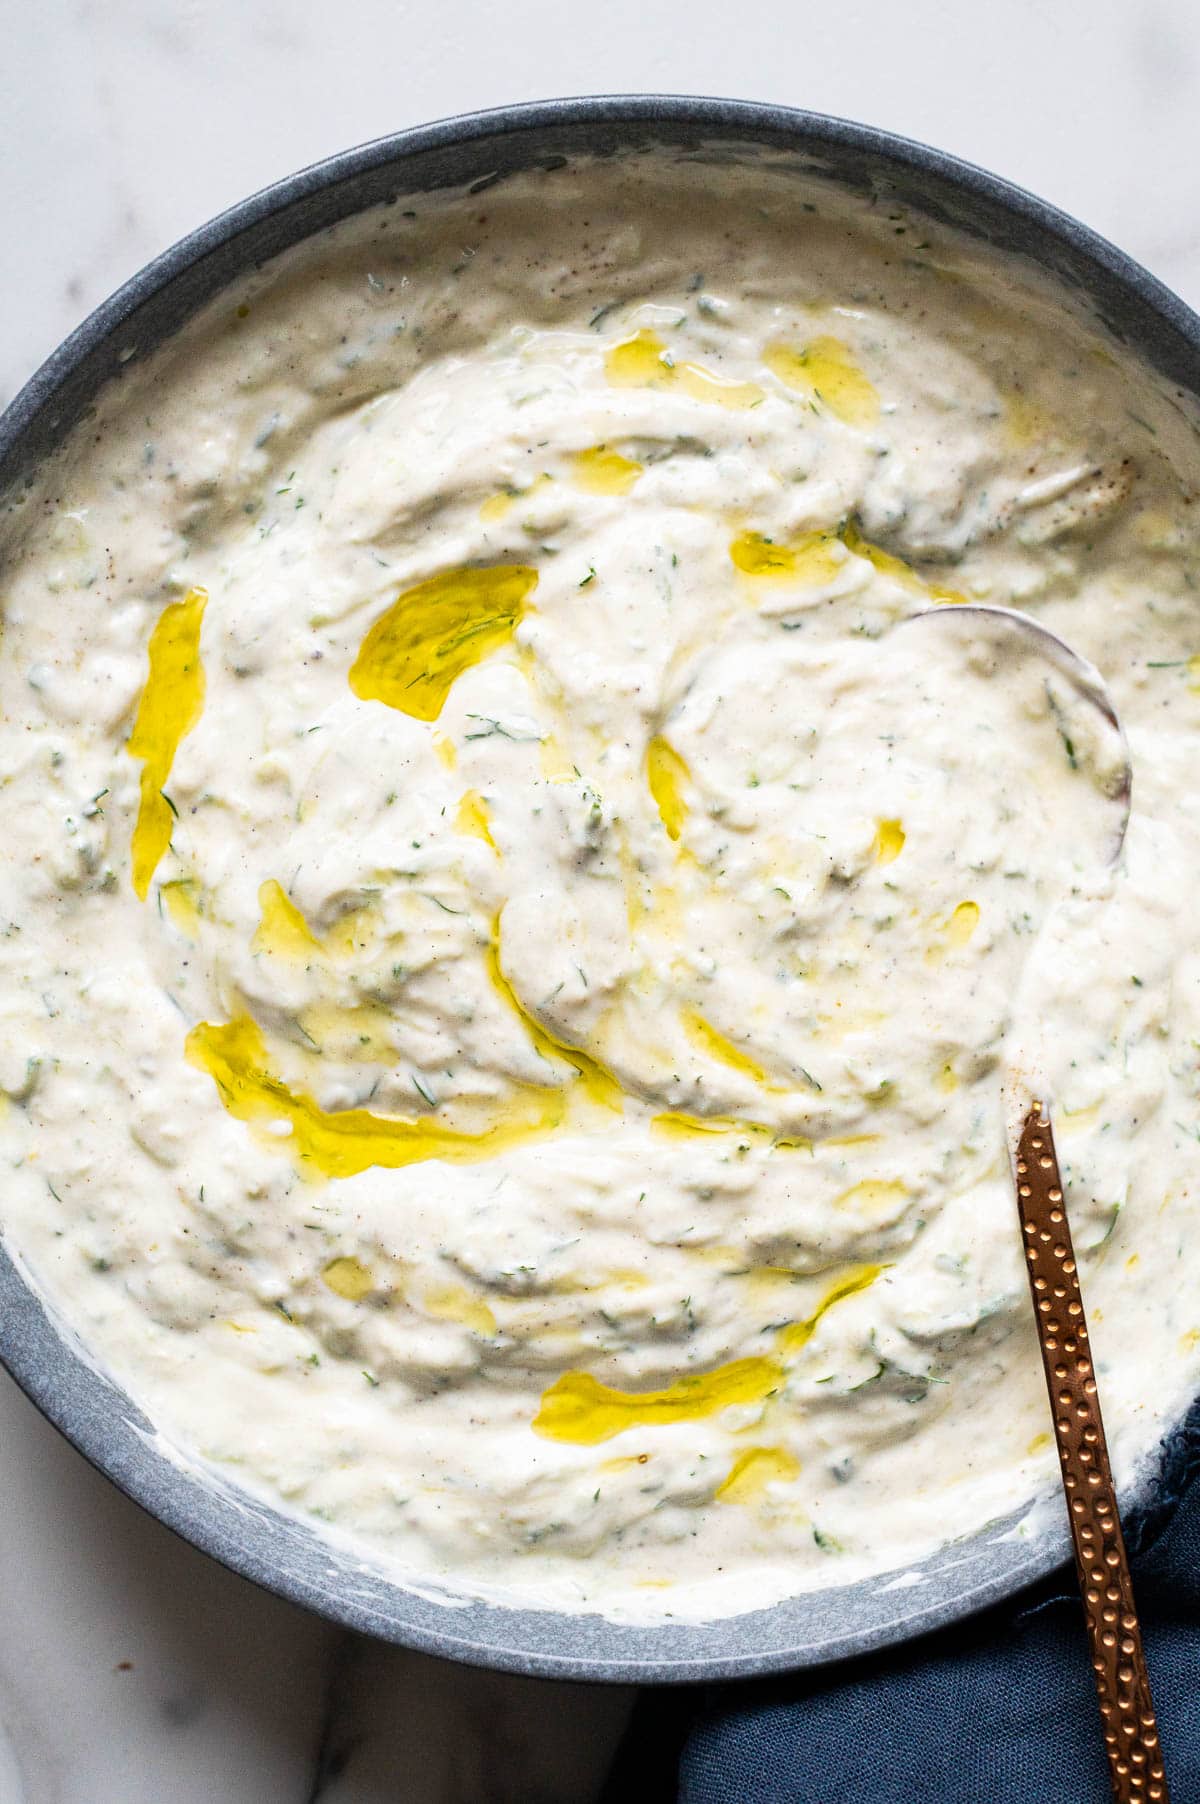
2,96,1198,1684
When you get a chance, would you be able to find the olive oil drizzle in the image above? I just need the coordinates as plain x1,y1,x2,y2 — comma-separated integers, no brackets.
532,1264,883,1444
128,587,207,899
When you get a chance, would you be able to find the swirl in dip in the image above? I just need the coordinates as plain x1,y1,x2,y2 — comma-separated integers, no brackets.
1,155,1198,1623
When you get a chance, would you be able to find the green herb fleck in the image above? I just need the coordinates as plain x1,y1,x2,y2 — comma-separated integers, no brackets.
412,1072,438,1110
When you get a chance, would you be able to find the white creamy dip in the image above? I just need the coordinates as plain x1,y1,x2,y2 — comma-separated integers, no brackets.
2,154,1200,1624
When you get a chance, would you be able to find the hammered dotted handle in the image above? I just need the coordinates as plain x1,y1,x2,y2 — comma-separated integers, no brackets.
1017,1104,1169,1803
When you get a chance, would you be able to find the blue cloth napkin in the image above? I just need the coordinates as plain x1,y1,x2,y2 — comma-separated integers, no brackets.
602,1403,1200,1801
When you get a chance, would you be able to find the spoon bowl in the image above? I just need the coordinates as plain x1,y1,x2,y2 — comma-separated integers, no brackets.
905,602,1133,859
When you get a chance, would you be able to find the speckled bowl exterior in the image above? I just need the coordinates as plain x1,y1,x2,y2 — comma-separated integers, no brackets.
1,97,1198,1683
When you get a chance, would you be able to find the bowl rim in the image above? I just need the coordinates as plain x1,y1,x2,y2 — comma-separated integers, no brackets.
6,91,1200,457
2,93,1199,1685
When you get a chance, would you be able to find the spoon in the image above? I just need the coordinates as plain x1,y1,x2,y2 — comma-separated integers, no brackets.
900,602,1154,1785
1015,1104,1168,1801
707,579,1146,1766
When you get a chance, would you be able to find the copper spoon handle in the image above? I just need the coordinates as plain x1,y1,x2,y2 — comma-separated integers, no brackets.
1017,1104,1169,1802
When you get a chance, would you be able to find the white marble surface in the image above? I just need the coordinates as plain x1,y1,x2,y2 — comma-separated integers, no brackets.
3,2,1200,1799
